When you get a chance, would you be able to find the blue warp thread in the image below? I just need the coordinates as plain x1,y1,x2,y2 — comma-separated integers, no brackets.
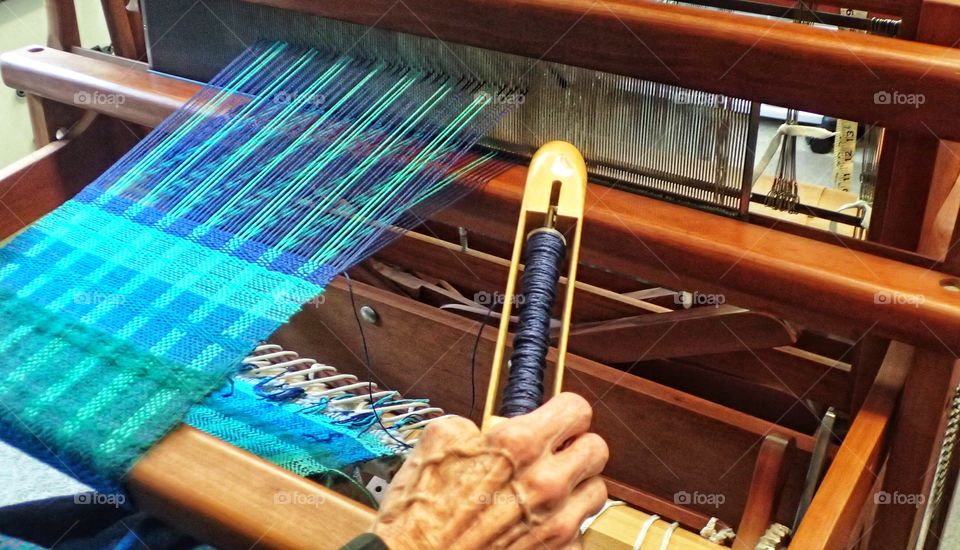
499,229,566,417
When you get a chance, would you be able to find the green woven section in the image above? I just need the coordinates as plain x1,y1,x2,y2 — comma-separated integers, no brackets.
0,288,230,490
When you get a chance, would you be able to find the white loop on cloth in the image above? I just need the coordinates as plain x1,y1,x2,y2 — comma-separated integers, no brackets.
659,522,679,550
753,123,836,186
632,514,661,550
579,499,625,534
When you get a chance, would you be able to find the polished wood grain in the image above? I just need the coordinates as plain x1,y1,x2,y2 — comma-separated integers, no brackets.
127,426,377,550
733,434,793,550
790,342,913,550
0,116,135,240
868,351,960,548
568,306,797,363
241,0,960,140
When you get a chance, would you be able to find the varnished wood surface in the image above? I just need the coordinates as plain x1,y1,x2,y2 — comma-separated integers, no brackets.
568,306,797,363
241,0,960,140
1,47,192,127
128,426,376,550
790,342,913,550
5,46,960,353
733,434,792,550
0,116,134,240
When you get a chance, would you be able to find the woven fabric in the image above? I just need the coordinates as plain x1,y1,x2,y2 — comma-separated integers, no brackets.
0,41,508,492
186,377,393,477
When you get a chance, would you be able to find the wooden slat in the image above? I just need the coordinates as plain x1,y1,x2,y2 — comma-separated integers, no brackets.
733,434,793,550
568,306,797,363
790,342,914,550
1,47,194,128
0,116,135,240
127,426,377,550
241,0,960,140
868,350,960,548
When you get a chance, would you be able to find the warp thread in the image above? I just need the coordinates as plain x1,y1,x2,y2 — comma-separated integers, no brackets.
0,40,511,492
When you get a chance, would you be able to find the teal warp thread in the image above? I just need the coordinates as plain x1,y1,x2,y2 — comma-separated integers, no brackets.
0,41,512,492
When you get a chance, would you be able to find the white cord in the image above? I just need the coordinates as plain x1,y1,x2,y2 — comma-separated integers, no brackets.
632,514,660,550
659,522,679,550
242,344,445,442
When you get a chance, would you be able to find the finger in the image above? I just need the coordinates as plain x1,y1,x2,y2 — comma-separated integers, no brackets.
538,476,608,547
510,477,607,549
417,415,480,455
488,393,592,463
542,432,609,492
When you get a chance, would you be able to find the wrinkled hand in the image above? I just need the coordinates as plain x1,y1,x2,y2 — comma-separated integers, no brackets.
372,393,609,550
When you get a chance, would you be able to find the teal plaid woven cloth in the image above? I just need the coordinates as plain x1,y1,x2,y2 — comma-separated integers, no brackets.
0,41,508,492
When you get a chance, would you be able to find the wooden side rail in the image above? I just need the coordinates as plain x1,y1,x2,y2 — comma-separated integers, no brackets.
790,342,913,549
4,46,960,354
242,0,960,140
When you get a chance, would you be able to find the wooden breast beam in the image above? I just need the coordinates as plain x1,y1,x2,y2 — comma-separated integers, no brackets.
4,46,960,354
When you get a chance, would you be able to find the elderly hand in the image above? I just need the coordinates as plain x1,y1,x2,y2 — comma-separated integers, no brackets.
372,392,609,550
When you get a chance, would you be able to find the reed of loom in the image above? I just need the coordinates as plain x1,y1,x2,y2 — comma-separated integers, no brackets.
8,0,960,549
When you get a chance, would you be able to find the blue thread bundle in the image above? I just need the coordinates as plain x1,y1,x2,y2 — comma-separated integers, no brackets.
499,229,566,417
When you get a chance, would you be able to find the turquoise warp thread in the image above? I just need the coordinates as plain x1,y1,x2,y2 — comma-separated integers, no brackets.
0,41,510,492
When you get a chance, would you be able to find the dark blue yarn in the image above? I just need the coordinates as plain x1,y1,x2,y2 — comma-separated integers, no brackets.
499,229,566,418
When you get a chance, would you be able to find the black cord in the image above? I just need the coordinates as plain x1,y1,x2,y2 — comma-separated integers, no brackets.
343,272,411,450
469,304,496,418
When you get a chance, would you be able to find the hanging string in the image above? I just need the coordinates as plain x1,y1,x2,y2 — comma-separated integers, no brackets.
499,229,566,417
345,272,413,450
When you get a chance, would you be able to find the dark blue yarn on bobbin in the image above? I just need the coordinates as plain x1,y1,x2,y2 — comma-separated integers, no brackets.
499,229,566,417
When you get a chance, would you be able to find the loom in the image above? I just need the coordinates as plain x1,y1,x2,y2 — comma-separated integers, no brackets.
5,0,960,549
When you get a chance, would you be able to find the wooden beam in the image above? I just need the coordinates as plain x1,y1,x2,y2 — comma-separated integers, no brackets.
239,0,960,140
0,116,135,240
568,307,797,363
127,426,376,550
790,342,913,550
733,434,793,550
868,350,960,549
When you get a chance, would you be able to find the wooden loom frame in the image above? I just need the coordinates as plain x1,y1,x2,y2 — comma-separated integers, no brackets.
4,0,960,548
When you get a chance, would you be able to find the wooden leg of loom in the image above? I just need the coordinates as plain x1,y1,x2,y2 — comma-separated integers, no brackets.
791,343,913,550
866,351,960,550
